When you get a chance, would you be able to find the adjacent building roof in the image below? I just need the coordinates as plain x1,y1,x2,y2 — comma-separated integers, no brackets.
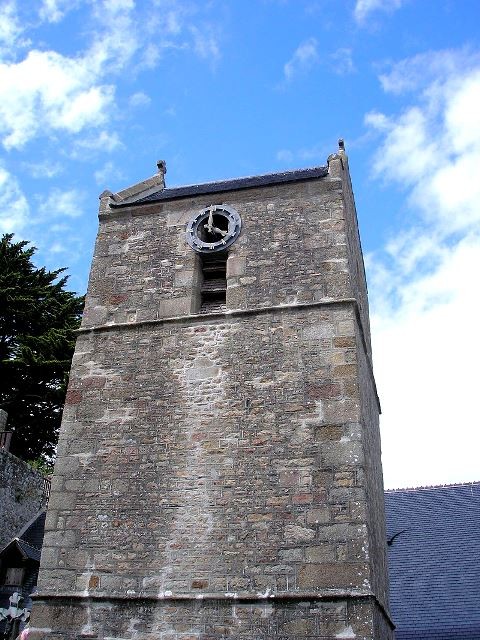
15,539,42,563
111,165,329,207
385,482,480,639
17,510,46,551
0,510,46,561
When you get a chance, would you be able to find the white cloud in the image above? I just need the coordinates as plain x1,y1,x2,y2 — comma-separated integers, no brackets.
275,142,330,166
0,0,223,274
24,160,63,179
0,0,139,150
0,163,86,277
0,165,29,233
72,130,123,156
37,225,87,271
0,1,25,56
148,1,198,38
283,37,319,82
38,0,80,24
371,236,480,489
330,47,355,75
38,188,85,219
162,8,183,35
140,43,162,68
0,49,115,149
94,161,124,186
103,0,134,11
365,49,480,488
367,54,480,235
378,48,480,95
0,0,223,150
276,149,294,163
129,91,151,108
189,24,220,61
88,0,139,74
354,0,404,24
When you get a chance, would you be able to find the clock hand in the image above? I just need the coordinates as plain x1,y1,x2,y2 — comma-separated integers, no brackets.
212,226,228,237
205,206,214,233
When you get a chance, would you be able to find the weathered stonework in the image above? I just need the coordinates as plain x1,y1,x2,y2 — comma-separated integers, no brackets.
0,448,47,549
30,145,394,638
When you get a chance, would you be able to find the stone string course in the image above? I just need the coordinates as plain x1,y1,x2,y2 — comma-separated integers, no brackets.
30,150,393,639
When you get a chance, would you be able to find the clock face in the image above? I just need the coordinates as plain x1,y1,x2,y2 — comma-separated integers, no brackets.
186,204,242,253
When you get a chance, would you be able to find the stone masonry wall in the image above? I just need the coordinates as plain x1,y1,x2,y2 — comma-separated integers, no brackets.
41,306,369,595
31,163,393,639
31,596,380,639
355,320,390,611
81,177,351,328
331,151,372,356
36,305,389,638
0,449,46,548
333,151,390,611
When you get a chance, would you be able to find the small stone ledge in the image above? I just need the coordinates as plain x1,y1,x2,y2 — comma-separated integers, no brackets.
31,589,394,629
78,298,357,335
33,587,372,603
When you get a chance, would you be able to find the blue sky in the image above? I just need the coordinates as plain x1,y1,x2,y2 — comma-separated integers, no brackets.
1,0,480,489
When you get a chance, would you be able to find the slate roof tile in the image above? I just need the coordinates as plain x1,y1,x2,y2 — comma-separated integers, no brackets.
385,482,480,640
16,539,41,562
20,511,46,550
112,166,329,207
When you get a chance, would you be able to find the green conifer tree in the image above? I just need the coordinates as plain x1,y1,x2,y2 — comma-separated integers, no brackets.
0,234,84,461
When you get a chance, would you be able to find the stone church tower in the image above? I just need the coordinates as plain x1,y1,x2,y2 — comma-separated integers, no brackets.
30,142,394,639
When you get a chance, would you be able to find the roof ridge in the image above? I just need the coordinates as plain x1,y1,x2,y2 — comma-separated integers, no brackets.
17,537,42,552
13,508,46,540
163,164,328,191
110,165,330,209
385,480,480,493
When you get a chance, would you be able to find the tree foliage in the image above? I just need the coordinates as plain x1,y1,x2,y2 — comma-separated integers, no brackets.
0,234,84,460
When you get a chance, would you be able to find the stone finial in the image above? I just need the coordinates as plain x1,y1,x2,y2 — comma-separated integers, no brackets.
157,160,167,189
327,140,346,177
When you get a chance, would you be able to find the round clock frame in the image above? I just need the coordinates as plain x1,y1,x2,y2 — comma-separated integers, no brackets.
185,204,242,253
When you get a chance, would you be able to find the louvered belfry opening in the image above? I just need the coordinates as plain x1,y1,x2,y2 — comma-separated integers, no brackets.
200,252,227,313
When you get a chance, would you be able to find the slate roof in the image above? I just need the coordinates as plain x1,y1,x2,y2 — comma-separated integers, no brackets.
16,539,41,562
111,165,329,207
385,482,480,639
0,510,46,559
18,511,46,551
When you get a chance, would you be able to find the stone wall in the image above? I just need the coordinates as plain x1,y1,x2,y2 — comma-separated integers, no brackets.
81,174,350,327
41,305,371,592
330,150,372,356
31,151,393,639
0,449,46,548
31,596,383,639
335,151,390,609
